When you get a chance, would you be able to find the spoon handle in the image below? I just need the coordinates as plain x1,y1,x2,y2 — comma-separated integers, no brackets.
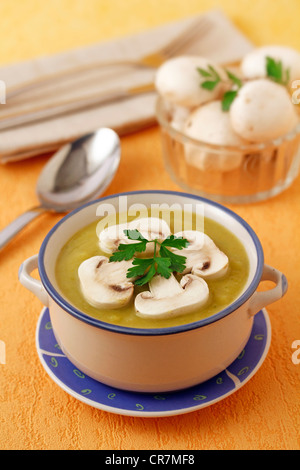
0,206,46,250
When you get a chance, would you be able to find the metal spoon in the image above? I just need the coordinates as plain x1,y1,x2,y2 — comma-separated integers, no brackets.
0,128,121,250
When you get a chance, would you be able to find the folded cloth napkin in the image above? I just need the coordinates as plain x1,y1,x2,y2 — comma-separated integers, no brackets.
0,9,253,163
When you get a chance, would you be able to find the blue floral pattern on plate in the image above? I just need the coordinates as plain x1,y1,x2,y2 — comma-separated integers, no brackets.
36,308,271,417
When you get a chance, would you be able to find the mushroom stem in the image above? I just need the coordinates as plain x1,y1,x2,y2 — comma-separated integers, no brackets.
135,273,209,319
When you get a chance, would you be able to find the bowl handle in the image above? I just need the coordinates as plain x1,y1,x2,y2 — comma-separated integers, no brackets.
248,264,288,317
18,255,49,306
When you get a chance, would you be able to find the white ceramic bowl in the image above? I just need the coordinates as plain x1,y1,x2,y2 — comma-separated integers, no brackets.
19,191,288,392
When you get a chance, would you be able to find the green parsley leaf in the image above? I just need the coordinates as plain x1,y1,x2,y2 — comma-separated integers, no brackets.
266,56,291,86
225,70,243,89
161,234,190,250
123,229,147,241
197,65,243,111
109,241,146,262
159,245,186,273
266,56,283,83
197,65,221,91
109,228,189,285
222,90,238,111
109,229,147,262
155,257,172,278
208,65,221,80
109,249,131,262
126,257,154,277
134,264,157,286
197,67,212,78
201,80,220,90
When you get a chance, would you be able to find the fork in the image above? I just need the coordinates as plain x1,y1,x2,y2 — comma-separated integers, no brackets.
0,82,157,131
6,17,211,101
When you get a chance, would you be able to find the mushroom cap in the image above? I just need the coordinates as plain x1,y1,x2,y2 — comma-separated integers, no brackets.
183,101,247,172
155,56,226,107
135,273,209,319
132,217,170,241
173,230,229,279
99,222,129,253
184,101,249,146
230,78,299,142
78,256,134,309
241,45,300,82
99,217,171,254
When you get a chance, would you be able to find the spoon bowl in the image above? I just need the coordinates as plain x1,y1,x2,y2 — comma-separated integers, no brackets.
0,128,121,249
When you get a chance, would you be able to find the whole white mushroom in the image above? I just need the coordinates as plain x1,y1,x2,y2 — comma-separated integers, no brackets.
183,100,248,172
230,78,299,142
241,45,300,82
155,56,226,107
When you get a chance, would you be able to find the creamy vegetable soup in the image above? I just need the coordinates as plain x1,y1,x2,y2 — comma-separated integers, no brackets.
55,212,249,329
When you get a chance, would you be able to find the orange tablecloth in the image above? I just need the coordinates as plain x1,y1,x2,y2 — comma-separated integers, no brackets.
0,0,300,450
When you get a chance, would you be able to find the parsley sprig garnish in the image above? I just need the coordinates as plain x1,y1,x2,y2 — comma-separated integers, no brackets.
222,70,243,111
109,229,189,286
266,56,290,86
196,57,291,112
197,65,242,111
197,65,222,90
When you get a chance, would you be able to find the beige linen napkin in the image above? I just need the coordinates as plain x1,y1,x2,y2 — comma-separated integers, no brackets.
0,9,253,163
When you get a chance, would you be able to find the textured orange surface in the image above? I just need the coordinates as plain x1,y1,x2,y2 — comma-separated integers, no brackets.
0,0,300,451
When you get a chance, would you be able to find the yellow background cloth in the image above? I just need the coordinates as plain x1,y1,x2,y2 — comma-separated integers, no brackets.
0,0,300,450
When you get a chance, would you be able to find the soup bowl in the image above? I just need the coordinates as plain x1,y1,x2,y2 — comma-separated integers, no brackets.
19,190,287,392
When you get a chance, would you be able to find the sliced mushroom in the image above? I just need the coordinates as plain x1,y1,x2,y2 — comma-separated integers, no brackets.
78,256,134,309
230,79,299,142
135,273,209,319
99,217,171,254
173,230,229,279
99,222,130,253
183,101,248,172
155,56,226,107
132,217,170,242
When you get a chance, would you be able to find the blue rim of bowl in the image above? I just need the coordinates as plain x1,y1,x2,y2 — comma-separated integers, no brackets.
38,190,264,336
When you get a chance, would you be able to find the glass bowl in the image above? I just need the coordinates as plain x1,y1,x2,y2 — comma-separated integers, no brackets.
156,96,300,204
